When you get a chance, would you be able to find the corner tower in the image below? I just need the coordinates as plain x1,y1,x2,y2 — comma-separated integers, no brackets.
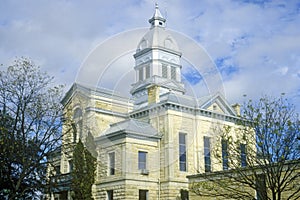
130,4,185,101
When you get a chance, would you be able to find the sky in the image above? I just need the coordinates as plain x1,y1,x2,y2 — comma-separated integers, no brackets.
1,0,300,111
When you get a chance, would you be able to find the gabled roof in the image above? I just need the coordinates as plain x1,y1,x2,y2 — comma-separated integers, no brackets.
159,92,237,116
198,93,237,116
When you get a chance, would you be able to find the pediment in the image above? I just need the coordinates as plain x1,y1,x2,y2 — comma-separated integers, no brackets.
199,93,237,116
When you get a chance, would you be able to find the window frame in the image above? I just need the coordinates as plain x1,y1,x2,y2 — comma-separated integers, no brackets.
240,143,247,167
138,68,143,81
108,152,115,175
179,133,187,172
138,151,147,170
204,136,211,172
139,189,149,200
162,64,168,78
171,66,176,80
107,190,113,200
145,65,150,79
222,139,229,170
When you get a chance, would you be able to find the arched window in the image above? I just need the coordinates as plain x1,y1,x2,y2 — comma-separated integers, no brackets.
73,108,83,142
73,108,82,119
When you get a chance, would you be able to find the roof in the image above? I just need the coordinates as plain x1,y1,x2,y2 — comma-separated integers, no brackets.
135,27,181,54
61,82,133,106
133,91,238,117
98,118,160,141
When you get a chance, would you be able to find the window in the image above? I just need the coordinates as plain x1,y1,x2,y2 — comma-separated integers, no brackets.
180,189,189,200
138,151,147,170
204,137,211,172
179,133,187,171
109,152,115,175
139,68,143,81
240,144,247,167
73,108,82,119
162,64,168,78
69,160,73,172
256,174,267,200
222,139,228,170
145,66,150,79
55,165,60,175
107,190,113,200
139,190,148,200
73,108,83,142
171,66,176,80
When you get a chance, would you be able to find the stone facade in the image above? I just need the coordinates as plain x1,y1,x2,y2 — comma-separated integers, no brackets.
48,4,243,200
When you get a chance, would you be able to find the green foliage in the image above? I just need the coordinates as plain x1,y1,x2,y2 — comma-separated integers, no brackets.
0,57,64,199
191,95,300,200
85,131,98,158
71,139,96,200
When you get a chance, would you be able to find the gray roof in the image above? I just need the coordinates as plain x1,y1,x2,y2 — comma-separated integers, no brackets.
132,91,237,117
100,118,160,140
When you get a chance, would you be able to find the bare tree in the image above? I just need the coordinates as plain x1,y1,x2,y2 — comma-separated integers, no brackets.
190,95,300,200
0,58,65,199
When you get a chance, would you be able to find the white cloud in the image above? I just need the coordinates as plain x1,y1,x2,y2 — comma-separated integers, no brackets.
0,0,299,111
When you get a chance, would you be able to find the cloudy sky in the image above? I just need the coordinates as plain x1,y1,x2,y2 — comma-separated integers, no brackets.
1,0,300,111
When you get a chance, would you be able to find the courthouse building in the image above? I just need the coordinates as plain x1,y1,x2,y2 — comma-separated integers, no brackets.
48,4,242,200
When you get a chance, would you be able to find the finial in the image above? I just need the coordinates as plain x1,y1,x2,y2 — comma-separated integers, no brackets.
148,2,166,28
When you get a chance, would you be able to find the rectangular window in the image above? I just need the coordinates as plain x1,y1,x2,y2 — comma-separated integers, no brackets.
109,152,115,175
180,189,189,200
69,160,73,172
256,174,267,200
240,144,247,167
139,68,143,81
162,64,168,78
145,65,150,78
55,165,61,175
107,190,113,200
171,66,176,80
222,139,228,170
138,151,147,170
179,133,187,171
139,190,148,200
204,137,211,172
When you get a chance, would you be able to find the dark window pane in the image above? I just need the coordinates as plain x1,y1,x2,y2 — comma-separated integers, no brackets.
204,137,211,172
180,189,189,200
241,144,247,167
109,152,115,175
222,139,228,170
256,174,267,200
139,190,148,200
107,190,113,200
179,133,187,171
138,151,147,170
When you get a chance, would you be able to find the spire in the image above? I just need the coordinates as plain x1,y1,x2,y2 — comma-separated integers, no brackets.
148,3,166,28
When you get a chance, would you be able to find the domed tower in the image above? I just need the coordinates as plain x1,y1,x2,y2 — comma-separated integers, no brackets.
130,4,185,102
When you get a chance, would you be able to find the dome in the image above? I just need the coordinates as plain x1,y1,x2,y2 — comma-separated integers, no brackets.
136,27,180,53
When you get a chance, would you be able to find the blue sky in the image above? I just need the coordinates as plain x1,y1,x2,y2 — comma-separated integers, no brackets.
0,0,300,111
